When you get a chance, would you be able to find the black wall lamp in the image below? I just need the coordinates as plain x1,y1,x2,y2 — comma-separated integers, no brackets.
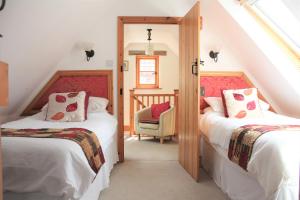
0,0,6,37
85,50,95,62
209,51,219,62
0,0,6,11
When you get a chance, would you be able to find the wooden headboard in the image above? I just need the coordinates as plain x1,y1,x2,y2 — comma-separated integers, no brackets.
22,70,113,116
200,71,275,112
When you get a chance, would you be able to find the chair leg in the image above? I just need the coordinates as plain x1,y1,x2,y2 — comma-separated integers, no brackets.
160,137,164,144
138,134,141,141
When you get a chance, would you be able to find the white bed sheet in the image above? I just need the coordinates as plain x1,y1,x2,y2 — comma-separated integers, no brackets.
1,111,118,200
200,108,300,200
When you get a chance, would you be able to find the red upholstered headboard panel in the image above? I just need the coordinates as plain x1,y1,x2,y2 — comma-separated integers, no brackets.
200,71,274,112
22,70,113,116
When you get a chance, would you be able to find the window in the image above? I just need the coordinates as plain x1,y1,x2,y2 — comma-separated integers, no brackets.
243,0,300,58
136,56,159,89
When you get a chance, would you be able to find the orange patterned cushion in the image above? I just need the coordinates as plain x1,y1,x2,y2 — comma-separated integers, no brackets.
222,88,263,119
46,91,88,122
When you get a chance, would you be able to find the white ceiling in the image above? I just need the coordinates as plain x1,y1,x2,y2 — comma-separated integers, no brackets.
124,24,179,55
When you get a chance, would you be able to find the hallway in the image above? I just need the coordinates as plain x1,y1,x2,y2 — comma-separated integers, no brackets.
100,136,227,200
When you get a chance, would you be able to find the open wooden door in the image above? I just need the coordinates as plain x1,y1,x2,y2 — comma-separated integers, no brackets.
178,2,201,180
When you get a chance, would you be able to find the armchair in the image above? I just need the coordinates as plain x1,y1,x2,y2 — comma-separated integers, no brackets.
135,106,175,144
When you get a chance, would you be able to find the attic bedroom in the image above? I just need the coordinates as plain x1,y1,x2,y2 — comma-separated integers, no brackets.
0,0,300,200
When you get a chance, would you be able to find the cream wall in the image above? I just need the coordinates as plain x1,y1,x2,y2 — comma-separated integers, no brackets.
123,43,179,126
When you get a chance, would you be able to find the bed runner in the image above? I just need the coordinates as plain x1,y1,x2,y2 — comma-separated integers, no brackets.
228,124,300,170
1,128,105,174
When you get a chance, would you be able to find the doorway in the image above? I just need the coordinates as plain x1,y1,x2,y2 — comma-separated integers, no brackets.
123,23,180,160
118,2,201,181
117,17,181,162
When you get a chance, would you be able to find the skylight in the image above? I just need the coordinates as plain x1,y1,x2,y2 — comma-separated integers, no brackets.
247,0,300,56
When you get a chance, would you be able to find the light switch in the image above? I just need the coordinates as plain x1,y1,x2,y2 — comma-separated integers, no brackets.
200,86,205,96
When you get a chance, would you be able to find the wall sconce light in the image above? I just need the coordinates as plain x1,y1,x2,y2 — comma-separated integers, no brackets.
0,0,6,11
75,41,95,62
85,50,95,62
209,51,219,62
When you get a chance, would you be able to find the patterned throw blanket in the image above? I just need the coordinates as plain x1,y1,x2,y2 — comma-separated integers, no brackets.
228,124,300,170
1,128,105,174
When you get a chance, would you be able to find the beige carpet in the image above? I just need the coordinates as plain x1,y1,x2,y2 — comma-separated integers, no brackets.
100,136,228,200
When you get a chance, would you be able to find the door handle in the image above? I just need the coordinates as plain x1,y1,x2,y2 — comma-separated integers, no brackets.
192,58,198,76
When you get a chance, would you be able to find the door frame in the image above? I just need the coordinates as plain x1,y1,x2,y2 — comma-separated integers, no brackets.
117,16,182,162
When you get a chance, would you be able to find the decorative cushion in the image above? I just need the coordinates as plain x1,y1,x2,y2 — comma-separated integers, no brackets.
204,97,270,113
222,88,263,119
221,89,229,117
87,97,109,113
151,101,170,119
139,117,160,124
46,91,88,122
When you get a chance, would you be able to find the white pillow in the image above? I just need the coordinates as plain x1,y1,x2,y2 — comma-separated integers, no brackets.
41,103,48,112
87,97,109,113
259,99,270,111
204,97,224,113
204,97,270,113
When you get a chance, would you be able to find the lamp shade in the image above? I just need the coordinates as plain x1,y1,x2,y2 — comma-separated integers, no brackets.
0,61,8,106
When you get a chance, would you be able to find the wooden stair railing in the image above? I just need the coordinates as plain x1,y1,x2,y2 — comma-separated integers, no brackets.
129,89,179,135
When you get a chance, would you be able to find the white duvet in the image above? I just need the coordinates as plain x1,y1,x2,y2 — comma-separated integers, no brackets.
1,111,118,200
200,108,300,200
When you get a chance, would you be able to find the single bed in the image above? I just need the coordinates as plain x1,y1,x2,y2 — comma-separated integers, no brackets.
1,70,119,200
199,71,300,200
200,108,300,200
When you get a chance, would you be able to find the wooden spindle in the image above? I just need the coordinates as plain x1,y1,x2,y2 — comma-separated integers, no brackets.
147,96,149,107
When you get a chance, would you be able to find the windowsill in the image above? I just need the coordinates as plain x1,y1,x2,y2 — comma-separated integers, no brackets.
134,87,162,90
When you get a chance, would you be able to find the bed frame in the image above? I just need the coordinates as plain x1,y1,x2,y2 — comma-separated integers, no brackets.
22,70,113,116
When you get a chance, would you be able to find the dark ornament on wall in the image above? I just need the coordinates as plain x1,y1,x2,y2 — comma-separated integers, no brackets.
85,50,95,62
0,0,6,11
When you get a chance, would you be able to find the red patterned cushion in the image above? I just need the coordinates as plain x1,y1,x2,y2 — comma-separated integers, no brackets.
151,101,170,119
222,88,263,119
46,91,88,122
